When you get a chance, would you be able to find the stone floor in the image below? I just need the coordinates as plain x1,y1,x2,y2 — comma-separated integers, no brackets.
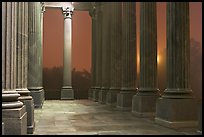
32,100,200,135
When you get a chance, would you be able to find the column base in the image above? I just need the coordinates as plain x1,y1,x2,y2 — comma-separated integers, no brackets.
29,87,44,108
132,89,160,117
2,105,27,135
88,87,95,100
106,88,120,107
155,97,198,129
2,122,4,135
88,88,94,100
116,90,137,111
18,96,35,134
98,88,108,104
198,102,202,134
92,87,100,102
61,86,74,100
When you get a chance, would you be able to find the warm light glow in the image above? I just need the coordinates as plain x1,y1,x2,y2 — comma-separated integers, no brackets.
157,55,160,64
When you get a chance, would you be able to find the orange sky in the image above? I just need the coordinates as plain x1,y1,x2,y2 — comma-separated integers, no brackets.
43,2,202,71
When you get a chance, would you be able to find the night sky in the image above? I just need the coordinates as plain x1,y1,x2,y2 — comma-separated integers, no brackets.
43,2,202,72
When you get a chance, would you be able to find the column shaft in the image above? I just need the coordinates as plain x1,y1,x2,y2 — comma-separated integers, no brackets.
98,3,111,104
61,5,74,99
2,2,27,135
88,6,97,100
28,2,44,108
155,2,198,128
132,2,159,117
106,2,122,106
93,3,103,102
117,2,137,111
16,2,35,133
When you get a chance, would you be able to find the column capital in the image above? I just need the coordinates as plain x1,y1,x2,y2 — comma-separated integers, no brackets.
89,6,96,19
62,6,74,19
41,2,45,13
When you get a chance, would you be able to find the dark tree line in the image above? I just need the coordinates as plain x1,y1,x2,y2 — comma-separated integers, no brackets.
43,67,91,100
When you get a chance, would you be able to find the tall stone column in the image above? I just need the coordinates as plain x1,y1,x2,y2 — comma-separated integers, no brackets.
132,2,160,117
28,2,44,108
155,2,198,128
88,4,97,100
98,3,111,104
16,2,34,134
61,6,74,99
2,2,27,135
117,2,137,111
106,2,122,107
92,3,103,102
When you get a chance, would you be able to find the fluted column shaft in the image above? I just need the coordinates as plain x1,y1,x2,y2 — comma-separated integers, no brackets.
88,6,96,100
121,3,137,90
155,2,198,128
61,5,74,99
117,2,137,111
16,2,30,95
16,2,35,133
2,2,27,135
98,3,111,104
164,2,192,97
132,2,159,117
106,2,122,106
139,2,157,91
93,3,103,101
28,2,44,108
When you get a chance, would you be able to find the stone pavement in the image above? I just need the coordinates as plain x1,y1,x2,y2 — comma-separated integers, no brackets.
33,100,199,135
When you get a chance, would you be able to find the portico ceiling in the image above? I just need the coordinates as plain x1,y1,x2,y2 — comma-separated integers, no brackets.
44,2,93,11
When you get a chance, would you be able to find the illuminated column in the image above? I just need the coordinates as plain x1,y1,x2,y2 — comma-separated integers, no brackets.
88,5,96,100
93,3,103,102
16,2,34,133
98,3,111,104
61,6,74,99
2,2,27,135
132,2,160,117
117,2,137,111
155,2,198,128
106,2,122,107
28,2,44,108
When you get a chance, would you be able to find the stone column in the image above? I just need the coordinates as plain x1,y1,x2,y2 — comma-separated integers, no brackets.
28,2,44,108
16,2,34,134
88,4,97,100
92,3,103,102
61,6,74,99
117,2,137,111
2,2,27,135
106,2,122,107
155,2,198,128
98,3,111,104
132,2,160,117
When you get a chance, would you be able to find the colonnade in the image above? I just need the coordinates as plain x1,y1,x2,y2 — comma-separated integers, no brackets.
88,2,198,129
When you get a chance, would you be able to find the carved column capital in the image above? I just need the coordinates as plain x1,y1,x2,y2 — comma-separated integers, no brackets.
63,7,74,19
41,2,45,13
89,6,96,19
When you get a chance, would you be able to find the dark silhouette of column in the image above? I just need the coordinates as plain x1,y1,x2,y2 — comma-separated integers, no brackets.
155,2,198,129
61,5,74,99
132,2,160,117
93,3,103,102
117,2,137,111
88,4,96,100
106,2,122,107
16,2,34,133
98,3,111,104
2,2,27,135
28,2,44,108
